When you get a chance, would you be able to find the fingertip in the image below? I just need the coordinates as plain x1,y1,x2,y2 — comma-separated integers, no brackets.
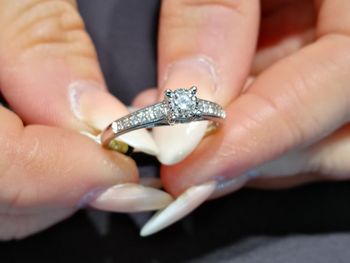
15,125,139,207
132,88,158,108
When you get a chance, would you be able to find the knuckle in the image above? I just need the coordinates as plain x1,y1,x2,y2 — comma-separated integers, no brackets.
0,0,95,59
180,0,242,10
0,139,41,211
0,127,59,210
0,109,23,183
161,0,243,28
246,92,306,151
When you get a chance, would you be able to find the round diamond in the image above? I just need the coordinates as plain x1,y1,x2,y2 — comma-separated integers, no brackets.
175,92,193,110
169,88,197,119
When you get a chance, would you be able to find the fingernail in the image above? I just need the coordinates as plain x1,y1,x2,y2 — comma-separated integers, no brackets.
140,181,216,237
139,177,162,188
155,56,219,165
69,81,158,155
80,131,101,144
211,170,261,199
83,183,174,213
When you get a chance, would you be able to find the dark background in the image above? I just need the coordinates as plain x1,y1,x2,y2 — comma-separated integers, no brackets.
1,1,350,262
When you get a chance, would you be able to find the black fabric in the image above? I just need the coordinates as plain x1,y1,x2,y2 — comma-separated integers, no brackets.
1,1,350,262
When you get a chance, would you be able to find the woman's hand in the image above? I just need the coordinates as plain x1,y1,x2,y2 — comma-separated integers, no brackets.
136,0,350,235
0,0,172,240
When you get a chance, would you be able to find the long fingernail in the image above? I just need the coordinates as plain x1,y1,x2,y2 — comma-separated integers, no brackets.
82,183,174,213
69,81,158,155
140,181,216,237
155,56,219,165
211,170,261,199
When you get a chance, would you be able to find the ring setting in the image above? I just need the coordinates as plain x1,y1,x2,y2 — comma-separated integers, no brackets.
166,86,199,123
101,86,226,151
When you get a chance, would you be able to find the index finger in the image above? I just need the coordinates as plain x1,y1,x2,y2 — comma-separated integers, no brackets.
154,0,260,164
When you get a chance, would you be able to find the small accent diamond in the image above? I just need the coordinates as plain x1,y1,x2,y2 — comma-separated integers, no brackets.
111,122,118,133
137,111,146,123
123,118,130,128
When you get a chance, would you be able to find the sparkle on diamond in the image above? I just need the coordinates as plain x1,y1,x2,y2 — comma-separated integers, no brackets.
168,88,197,118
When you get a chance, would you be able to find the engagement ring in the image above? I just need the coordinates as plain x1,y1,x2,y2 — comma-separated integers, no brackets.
101,86,226,151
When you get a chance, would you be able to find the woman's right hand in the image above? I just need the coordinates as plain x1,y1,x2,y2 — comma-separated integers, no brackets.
134,0,350,236
0,0,172,240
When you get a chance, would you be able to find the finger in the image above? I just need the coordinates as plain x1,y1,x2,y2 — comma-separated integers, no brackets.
140,124,350,237
154,0,260,164
132,88,158,108
138,0,350,236
252,30,315,75
0,106,172,240
247,125,350,190
252,0,316,74
0,0,157,154
162,2,350,196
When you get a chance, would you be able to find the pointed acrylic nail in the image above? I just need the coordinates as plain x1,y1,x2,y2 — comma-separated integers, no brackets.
211,170,261,199
154,57,219,165
87,183,174,213
69,81,158,155
140,181,216,237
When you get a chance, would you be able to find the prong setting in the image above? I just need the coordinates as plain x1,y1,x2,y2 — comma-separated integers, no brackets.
190,86,197,95
165,89,173,99
165,87,199,124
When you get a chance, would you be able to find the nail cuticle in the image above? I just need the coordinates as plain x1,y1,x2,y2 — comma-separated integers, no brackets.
68,80,102,122
212,169,262,197
162,55,219,97
77,186,107,209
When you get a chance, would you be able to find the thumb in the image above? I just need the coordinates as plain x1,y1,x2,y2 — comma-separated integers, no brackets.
154,0,259,164
0,106,173,240
0,0,157,154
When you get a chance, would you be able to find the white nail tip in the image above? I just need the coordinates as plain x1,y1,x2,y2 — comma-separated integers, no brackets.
139,177,162,188
117,106,158,155
140,181,216,237
90,183,174,213
154,121,208,165
118,130,159,156
127,106,139,112
80,130,158,156
80,131,101,144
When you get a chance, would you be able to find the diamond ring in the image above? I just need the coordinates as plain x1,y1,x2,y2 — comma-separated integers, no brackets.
101,86,226,151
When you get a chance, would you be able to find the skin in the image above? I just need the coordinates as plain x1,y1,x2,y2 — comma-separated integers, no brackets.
152,0,350,196
1,0,349,239
0,0,138,239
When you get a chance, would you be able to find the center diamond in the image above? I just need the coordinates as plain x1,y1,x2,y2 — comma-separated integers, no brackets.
165,87,198,122
174,90,194,111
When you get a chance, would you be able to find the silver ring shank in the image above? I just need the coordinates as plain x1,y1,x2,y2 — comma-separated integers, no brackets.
101,99,225,148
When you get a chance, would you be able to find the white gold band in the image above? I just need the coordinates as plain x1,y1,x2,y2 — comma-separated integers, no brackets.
101,87,226,149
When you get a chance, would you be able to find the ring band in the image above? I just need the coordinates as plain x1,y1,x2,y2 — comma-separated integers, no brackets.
101,86,226,150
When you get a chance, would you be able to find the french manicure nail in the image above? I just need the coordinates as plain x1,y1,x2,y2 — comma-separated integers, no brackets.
140,181,216,237
85,183,174,213
80,131,101,144
69,81,158,155
155,56,219,165
210,154,305,199
139,177,162,188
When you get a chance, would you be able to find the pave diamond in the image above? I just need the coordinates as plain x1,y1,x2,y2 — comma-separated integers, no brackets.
137,111,146,123
111,122,119,133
